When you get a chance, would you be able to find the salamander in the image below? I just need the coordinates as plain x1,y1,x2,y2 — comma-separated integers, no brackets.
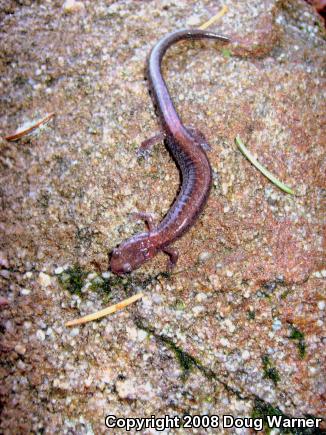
110,29,229,274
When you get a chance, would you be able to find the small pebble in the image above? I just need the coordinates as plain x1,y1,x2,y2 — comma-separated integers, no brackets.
38,272,52,287
198,251,212,262
186,15,202,26
272,319,282,331
192,305,205,317
63,0,85,14
17,360,26,370
137,330,147,341
0,270,10,279
54,266,64,275
14,344,26,355
220,338,230,347
116,379,136,400
36,330,46,341
24,321,32,330
195,292,207,302
104,323,114,337
318,301,325,310
126,326,138,341
0,297,8,306
84,377,92,387
102,271,111,278
224,319,236,333
0,251,9,268
70,327,80,337
242,350,250,360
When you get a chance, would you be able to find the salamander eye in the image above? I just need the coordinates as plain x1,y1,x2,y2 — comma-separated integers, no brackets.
112,249,120,258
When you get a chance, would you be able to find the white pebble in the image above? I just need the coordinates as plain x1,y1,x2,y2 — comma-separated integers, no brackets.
220,338,230,347
195,292,207,302
116,379,136,400
104,323,114,337
0,251,9,268
186,15,202,26
70,327,80,337
242,350,250,360
272,319,282,331
137,330,147,341
36,329,46,341
318,301,325,310
24,321,32,330
38,272,52,287
54,266,64,275
224,319,236,333
102,271,111,278
126,326,138,341
14,344,26,355
198,251,212,262
192,305,205,317
63,0,85,14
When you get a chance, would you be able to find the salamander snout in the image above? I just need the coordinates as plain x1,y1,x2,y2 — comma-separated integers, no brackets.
110,234,154,275
110,248,132,275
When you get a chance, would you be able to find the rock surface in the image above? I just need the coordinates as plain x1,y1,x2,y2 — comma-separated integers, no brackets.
0,0,325,433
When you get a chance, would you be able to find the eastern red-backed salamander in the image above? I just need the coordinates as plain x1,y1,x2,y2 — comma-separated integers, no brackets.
110,29,229,274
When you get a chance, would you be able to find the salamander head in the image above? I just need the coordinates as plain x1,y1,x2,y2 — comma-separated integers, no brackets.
110,234,155,275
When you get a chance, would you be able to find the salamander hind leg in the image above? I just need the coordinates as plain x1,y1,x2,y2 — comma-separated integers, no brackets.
163,246,179,271
186,126,212,152
137,132,165,159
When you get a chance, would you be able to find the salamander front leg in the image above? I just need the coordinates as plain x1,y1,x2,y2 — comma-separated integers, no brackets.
163,246,179,271
137,132,165,158
130,212,156,232
186,126,212,152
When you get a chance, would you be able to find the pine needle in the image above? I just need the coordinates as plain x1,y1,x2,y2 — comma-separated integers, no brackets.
4,112,55,141
199,5,228,30
65,292,143,327
235,136,295,195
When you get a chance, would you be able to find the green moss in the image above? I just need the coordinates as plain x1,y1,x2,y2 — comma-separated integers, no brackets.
135,321,205,380
58,265,87,295
297,340,306,359
252,399,324,435
252,397,283,418
252,399,284,435
262,355,280,386
37,191,50,208
89,276,106,292
173,346,199,378
247,310,255,320
174,299,186,311
58,265,168,300
289,324,306,359
281,290,290,299
289,325,304,340
221,48,231,58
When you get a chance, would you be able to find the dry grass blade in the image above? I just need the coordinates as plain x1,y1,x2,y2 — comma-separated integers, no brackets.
235,136,295,195
199,5,228,30
65,292,144,327
4,112,55,141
